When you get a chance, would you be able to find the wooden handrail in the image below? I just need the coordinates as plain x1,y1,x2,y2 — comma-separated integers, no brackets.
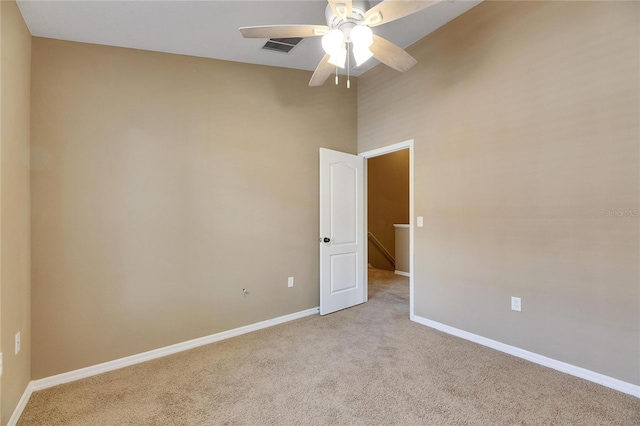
367,232,395,267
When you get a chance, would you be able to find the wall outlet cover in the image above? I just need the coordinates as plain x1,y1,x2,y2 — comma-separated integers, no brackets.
288,277,294,288
511,296,522,312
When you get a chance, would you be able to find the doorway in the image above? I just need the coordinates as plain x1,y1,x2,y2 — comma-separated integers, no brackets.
360,140,415,319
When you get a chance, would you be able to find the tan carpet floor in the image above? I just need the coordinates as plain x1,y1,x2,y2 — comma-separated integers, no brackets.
19,269,639,425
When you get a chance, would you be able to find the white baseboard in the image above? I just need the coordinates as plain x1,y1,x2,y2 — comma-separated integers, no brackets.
412,315,640,398
8,382,35,426
10,307,319,424
31,306,319,391
394,270,410,277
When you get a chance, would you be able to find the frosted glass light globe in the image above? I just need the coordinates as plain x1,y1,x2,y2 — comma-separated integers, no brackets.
328,44,347,68
322,29,345,55
353,47,373,66
350,25,373,48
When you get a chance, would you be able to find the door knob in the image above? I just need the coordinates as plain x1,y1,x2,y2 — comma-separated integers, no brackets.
323,237,331,243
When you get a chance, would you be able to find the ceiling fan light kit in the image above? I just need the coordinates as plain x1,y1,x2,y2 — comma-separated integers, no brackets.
239,0,440,87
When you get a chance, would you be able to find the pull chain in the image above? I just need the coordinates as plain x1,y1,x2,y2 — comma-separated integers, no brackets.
347,43,351,89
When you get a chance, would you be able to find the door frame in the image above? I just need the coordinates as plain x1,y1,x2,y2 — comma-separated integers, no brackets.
359,139,415,320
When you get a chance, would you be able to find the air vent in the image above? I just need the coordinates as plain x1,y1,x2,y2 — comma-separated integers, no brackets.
262,37,303,54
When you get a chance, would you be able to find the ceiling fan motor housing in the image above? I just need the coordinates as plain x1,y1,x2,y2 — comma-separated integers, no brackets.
325,1,370,42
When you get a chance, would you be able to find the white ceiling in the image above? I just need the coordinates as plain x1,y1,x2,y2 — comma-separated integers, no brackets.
17,0,481,77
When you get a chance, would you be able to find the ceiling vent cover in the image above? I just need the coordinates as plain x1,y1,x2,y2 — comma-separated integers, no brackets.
262,37,303,53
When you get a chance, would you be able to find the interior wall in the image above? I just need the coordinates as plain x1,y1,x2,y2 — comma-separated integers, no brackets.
0,3,3,420
0,0,32,423
358,1,639,385
394,227,410,274
367,150,409,270
30,38,357,379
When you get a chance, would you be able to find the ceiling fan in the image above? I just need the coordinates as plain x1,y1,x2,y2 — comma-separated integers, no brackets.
239,0,440,87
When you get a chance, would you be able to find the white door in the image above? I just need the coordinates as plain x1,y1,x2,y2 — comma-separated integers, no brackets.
319,148,365,315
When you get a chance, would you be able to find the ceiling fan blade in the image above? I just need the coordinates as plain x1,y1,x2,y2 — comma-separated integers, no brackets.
328,0,352,19
370,35,417,72
365,0,441,27
239,25,329,39
309,54,335,87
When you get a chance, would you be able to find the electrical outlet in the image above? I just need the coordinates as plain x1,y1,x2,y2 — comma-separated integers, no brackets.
288,277,294,288
15,332,21,355
511,297,521,312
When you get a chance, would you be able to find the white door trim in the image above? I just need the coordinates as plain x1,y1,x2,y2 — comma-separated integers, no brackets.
359,140,415,320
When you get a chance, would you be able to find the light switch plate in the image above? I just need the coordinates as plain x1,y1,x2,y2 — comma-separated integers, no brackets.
417,216,424,227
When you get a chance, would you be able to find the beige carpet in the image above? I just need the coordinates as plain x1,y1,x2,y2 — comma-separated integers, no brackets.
19,269,639,425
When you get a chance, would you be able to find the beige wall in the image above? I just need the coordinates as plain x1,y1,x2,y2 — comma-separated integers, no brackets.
1,0,31,423
1,2,3,420
394,226,409,274
367,150,409,270
30,38,357,379
358,1,639,384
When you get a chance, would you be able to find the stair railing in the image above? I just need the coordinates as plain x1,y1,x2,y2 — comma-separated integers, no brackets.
367,232,395,267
